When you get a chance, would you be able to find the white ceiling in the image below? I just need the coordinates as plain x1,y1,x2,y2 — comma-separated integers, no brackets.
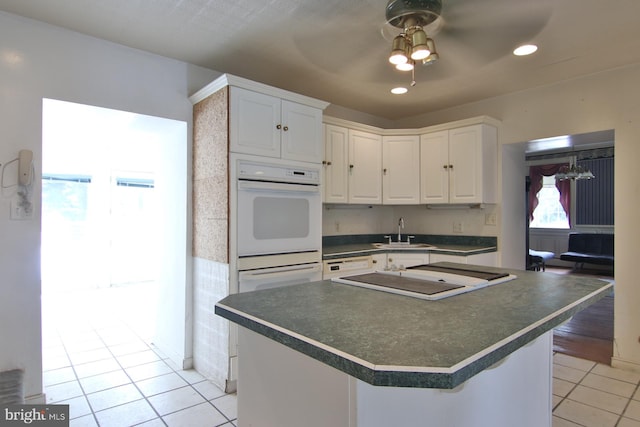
2,0,640,121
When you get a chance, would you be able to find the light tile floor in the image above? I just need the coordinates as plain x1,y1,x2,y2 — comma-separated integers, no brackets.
42,283,236,427
553,353,640,427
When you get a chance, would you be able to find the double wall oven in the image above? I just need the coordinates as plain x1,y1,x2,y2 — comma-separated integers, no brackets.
232,155,323,293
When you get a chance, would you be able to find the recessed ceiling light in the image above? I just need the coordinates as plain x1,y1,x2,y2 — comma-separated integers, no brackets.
391,87,408,95
513,44,538,56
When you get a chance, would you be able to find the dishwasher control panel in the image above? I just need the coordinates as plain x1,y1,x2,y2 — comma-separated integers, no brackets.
323,256,373,279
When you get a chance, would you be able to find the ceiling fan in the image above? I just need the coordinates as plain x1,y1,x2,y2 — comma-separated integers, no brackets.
290,0,552,95
379,0,552,93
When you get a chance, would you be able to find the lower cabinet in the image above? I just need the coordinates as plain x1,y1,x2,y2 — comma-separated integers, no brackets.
386,253,429,270
371,253,388,271
338,252,497,279
430,252,497,266
237,327,553,427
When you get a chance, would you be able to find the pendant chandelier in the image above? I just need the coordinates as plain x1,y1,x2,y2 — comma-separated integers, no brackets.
555,161,595,181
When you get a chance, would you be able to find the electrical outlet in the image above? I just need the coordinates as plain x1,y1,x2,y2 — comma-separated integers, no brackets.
485,212,497,226
453,221,463,233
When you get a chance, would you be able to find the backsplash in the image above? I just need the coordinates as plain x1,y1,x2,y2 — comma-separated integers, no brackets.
322,204,499,237
322,234,497,248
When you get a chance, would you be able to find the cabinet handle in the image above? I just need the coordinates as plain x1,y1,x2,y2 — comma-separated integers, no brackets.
276,124,282,130
283,126,289,131
449,164,454,169
443,165,448,169
349,164,354,169
383,168,388,175
327,161,332,166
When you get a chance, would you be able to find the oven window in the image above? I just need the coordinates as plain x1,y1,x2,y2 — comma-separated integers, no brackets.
253,197,310,239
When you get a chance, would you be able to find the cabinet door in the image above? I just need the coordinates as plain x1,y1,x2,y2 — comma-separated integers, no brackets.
430,252,497,267
429,253,466,264
420,130,450,203
448,125,484,203
387,253,429,270
348,130,382,204
371,253,388,271
230,87,281,158
323,125,349,203
281,100,323,163
382,135,420,204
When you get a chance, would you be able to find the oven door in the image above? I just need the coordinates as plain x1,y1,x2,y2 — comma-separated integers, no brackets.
237,180,321,256
238,263,323,293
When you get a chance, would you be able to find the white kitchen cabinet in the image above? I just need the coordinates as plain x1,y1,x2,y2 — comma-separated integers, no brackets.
371,253,388,270
430,252,497,267
420,124,497,204
230,87,323,163
323,124,349,203
387,253,429,270
348,130,382,204
382,135,420,204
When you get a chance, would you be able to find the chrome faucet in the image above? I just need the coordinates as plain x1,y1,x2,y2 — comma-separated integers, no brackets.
397,217,404,242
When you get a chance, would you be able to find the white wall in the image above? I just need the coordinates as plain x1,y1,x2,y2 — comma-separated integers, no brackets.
322,204,501,238
391,63,640,370
0,11,218,399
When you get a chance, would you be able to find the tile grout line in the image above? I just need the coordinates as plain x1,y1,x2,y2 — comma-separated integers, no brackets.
91,321,169,426
553,357,640,426
51,321,102,426
614,379,640,426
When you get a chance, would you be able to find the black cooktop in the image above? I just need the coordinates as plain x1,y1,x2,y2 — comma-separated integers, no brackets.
338,272,463,296
407,264,509,281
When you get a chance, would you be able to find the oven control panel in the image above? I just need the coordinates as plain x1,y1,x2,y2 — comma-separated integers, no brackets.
237,159,320,185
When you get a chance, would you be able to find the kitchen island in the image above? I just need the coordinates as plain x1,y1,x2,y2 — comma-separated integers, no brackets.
215,263,612,427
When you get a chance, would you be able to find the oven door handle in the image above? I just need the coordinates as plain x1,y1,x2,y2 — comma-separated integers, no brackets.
238,180,319,194
239,264,322,281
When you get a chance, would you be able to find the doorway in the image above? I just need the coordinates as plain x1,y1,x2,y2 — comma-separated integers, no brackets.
524,130,615,271
41,99,189,376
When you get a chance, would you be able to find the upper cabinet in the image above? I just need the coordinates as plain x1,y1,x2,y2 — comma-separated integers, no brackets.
348,130,382,204
322,117,499,206
382,135,420,204
420,124,497,204
323,124,349,203
229,86,325,163
323,126,382,204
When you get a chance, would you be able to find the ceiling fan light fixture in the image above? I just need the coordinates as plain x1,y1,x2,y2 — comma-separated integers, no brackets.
396,60,414,71
422,38,439,65
410,28,430,60
389,35,409,64
391,86,408,95
513,44,538,56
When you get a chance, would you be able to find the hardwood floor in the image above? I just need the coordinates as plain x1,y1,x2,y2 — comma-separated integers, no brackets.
549,267,614,365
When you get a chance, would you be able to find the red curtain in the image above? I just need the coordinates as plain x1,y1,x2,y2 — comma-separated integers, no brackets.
528,163,571,225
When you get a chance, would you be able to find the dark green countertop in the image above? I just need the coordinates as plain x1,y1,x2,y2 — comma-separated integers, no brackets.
322,234,498,259
323,243,496,259
215,263,612,389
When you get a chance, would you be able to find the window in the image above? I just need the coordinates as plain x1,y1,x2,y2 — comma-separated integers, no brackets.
528,154,614,229
530,175,569,228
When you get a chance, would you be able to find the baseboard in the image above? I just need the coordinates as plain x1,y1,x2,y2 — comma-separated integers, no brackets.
611,357,640,373
225,379,237,394
24,393,45,404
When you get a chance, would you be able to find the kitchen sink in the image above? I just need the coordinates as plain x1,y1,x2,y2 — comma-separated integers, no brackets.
372,242,435,249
